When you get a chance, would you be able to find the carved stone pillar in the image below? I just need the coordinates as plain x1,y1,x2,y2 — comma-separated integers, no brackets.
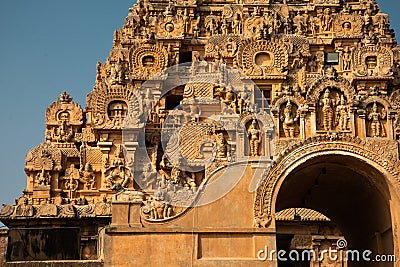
299,110,307,139
98,141,113,189
358,109,366,138
388,109,397,140
350,106,357,136
309,106,317,136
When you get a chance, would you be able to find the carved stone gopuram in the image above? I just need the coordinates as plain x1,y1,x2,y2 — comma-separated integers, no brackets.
2,0,400,266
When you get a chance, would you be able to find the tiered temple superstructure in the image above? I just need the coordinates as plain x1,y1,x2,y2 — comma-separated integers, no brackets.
1,0,400,266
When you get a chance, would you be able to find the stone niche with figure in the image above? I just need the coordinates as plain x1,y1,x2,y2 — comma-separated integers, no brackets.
2,0,400,266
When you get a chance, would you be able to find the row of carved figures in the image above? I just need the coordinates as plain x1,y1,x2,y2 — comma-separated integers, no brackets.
122,0,389,39
278,92,387,138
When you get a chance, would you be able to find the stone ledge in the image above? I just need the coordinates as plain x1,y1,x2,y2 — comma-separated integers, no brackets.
3,260,103,267
105,227,276,234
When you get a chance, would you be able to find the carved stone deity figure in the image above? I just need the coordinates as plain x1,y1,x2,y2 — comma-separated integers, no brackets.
237,93,246,114
222,87,236,113
336,95,350,131
322,8,333,32
232,14,242,34
56,120,74,143
170,166,196,190
142,163,157,190
215,133,228,158
281,101,297,138
341,47,352,71
293,11,305,35
62,164,80,194
221,19,229,35
80,163,96,190
37,168,51,187
248,120,261,156
149,189,173,220
104,155,131,188
320,89,335,131
368,102,386,137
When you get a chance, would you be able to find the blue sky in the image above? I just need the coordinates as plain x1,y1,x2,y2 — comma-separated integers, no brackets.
0,0,399,207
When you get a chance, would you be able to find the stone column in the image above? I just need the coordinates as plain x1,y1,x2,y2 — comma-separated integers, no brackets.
98,141,113,189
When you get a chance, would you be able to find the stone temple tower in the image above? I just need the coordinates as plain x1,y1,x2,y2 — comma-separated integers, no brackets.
1,0,400,266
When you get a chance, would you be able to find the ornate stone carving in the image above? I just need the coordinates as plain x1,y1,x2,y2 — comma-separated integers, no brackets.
280,101,299,138
237,39,288,79
142,189,173,220
352,44,394,78
367,101,387,137
332,9,364,37
61,164,81,197
104,147,132,189
205,35,242,59
80,163,96,190
37,203,58,217
248,120,261,156
25,142,62,172
306,74,355,105
129,44,169,80
45,92,83,144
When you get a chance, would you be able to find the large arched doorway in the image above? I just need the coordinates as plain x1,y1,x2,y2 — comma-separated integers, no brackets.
275,154,394,266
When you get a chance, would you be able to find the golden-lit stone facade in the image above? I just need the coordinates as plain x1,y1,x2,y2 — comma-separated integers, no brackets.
2,0,400,266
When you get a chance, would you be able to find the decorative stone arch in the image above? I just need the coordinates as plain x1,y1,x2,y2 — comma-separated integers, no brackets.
353,45,393,77
389,90,400,109
237,39,288,79
306,76,356,105
129,44,169,80
272,94,307,109
88,83,136,129
364,95,392,110
254,135,400,261
254,135,400,219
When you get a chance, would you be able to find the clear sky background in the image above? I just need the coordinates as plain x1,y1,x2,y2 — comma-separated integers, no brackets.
0,0,399,208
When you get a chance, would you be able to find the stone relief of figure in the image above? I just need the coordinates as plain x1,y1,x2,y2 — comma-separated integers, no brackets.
280,101,298,138
232,14,242,34
37,168,51,187
322,8,333,32
237,93,247,115
215,133,228,158
170,166,196,191
336,95,350,131
80,163,96,190
248,120,261,156
293,11,306,35
55,116,74,143
320,89,335,131
221,87,237,114
341,46,352,71
62,164,80,198
368,101,386,137
147,189,173,220
192,16,200,38
221,19,229,35
104,148,132,188
142,163,157,190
